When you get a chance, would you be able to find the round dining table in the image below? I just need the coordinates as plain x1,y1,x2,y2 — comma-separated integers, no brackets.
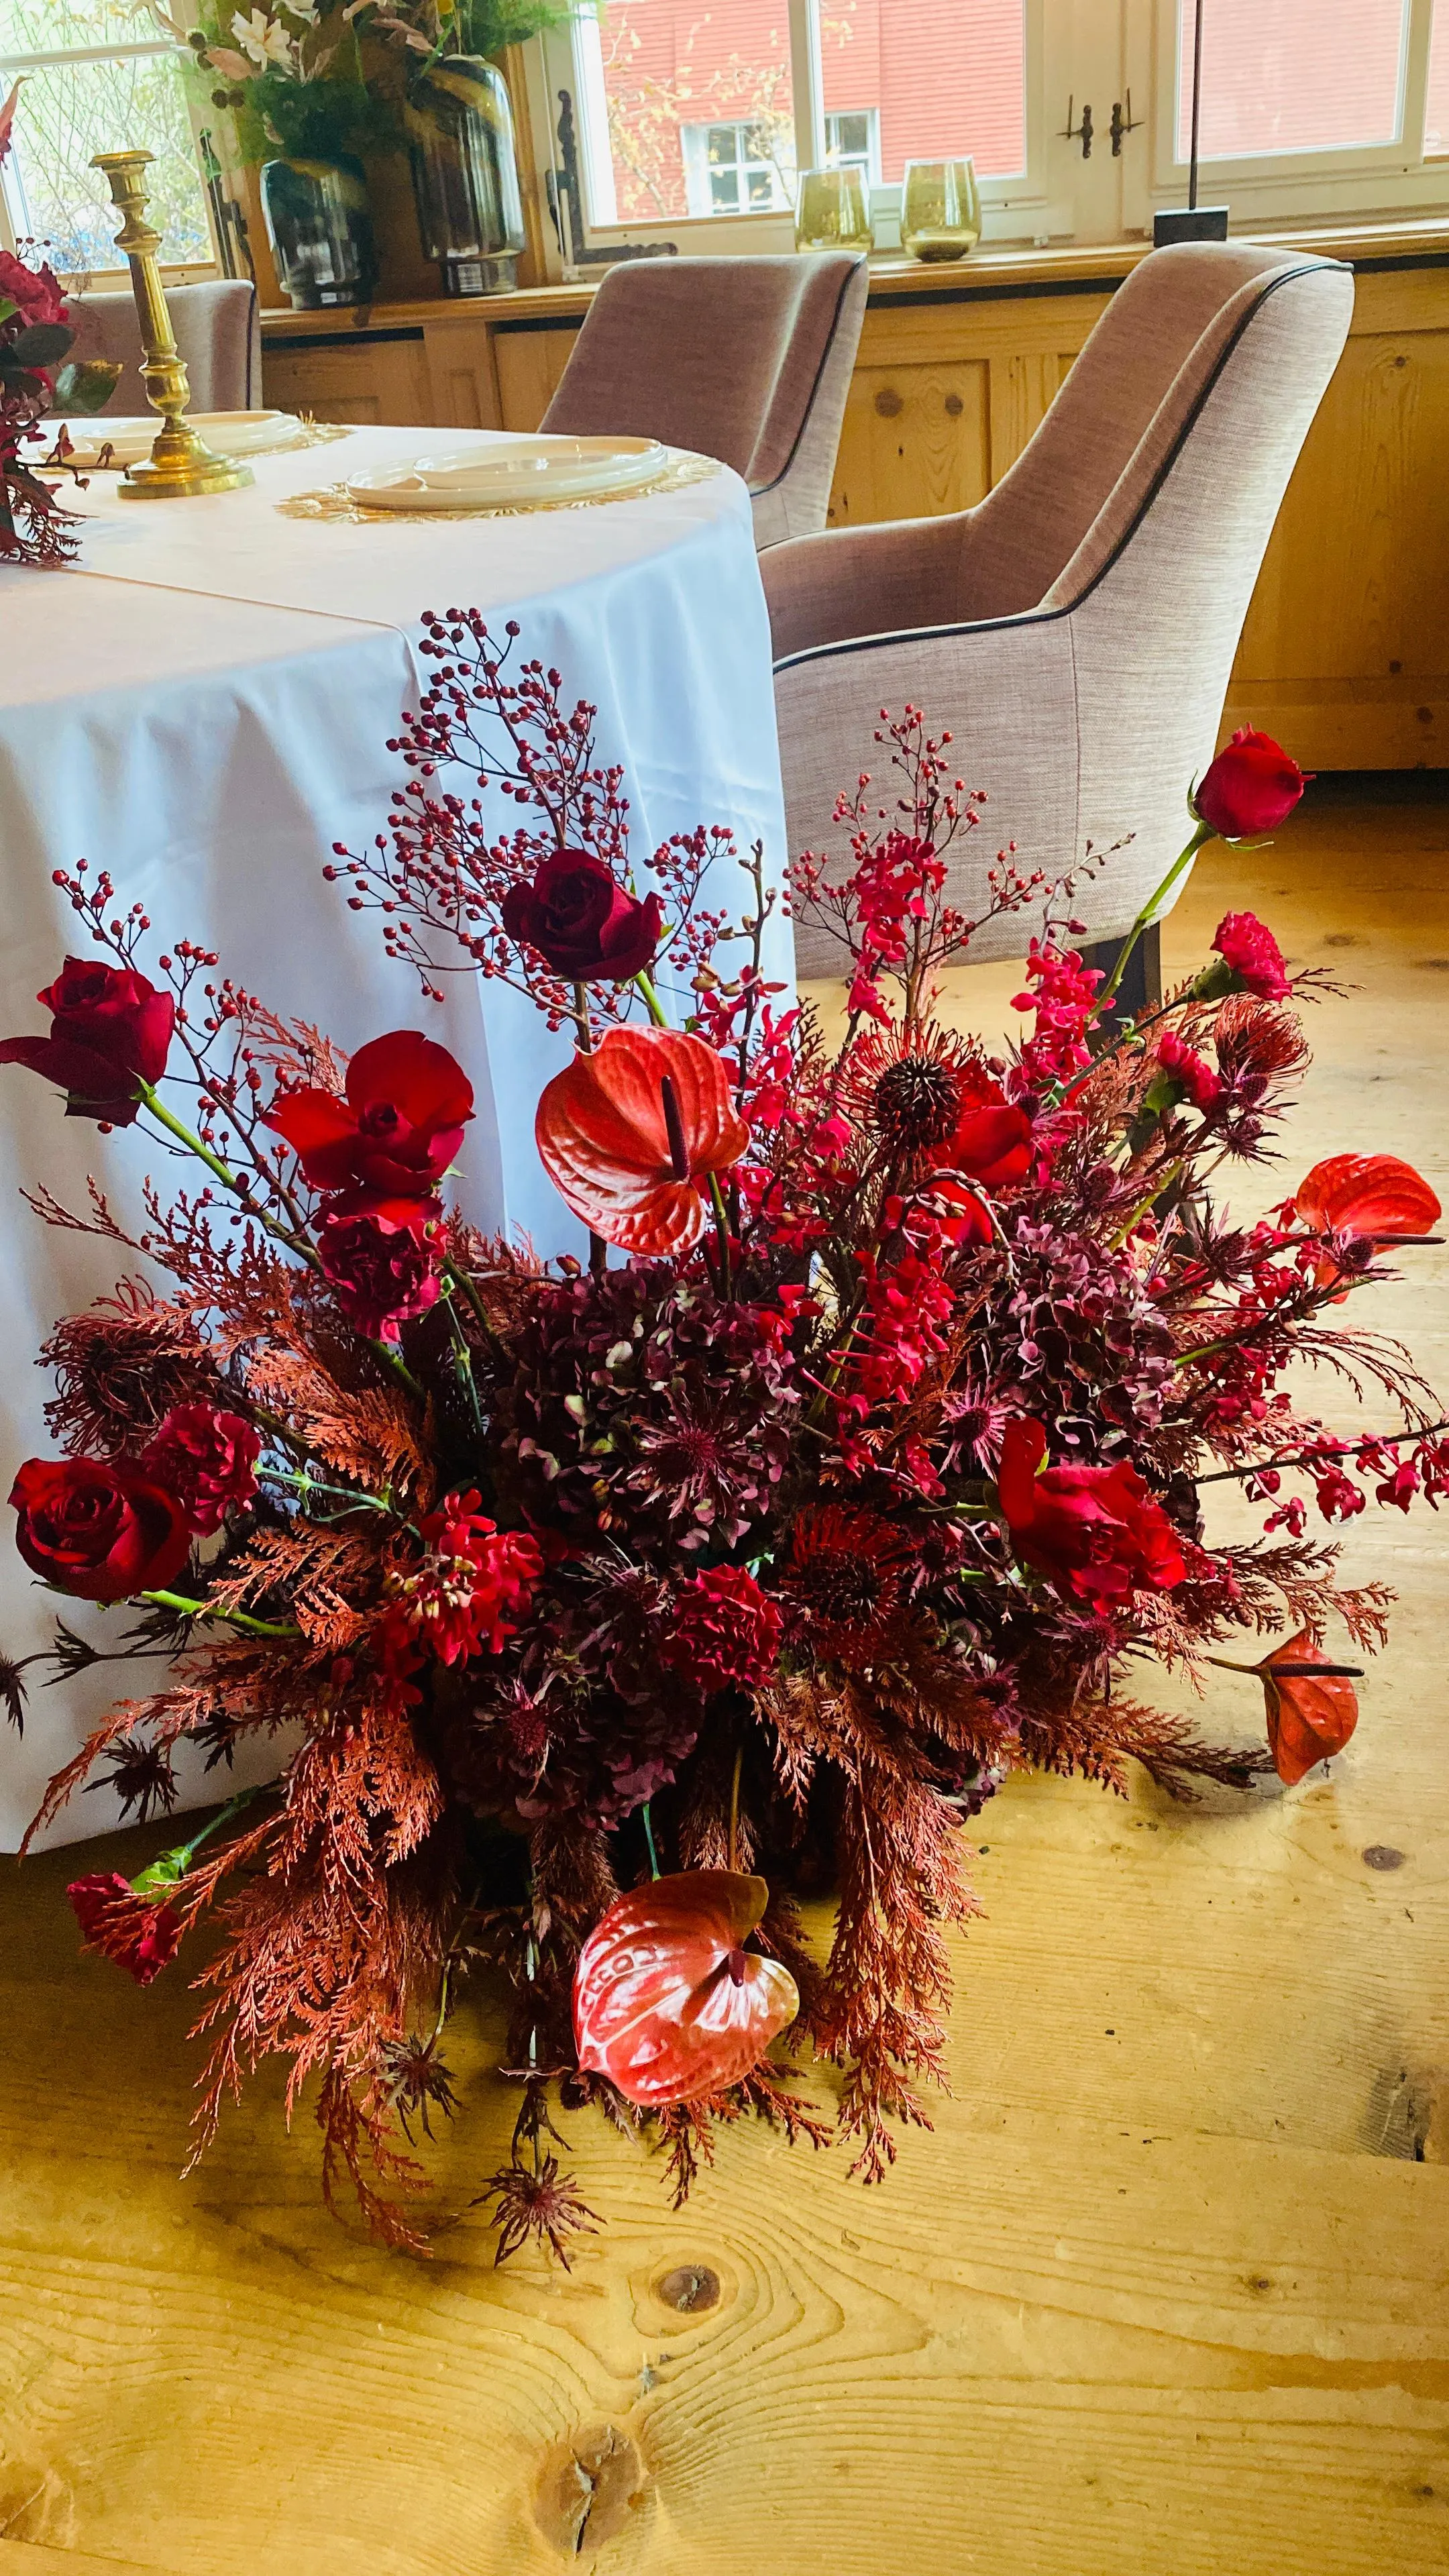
0,425,793,1849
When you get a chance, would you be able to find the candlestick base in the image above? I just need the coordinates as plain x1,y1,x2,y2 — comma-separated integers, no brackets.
117,429,254,501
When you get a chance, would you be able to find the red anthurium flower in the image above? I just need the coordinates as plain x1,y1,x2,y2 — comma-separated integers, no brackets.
9,1456,192,1603
501,849,663,983
1256,1631,1360,1785
573,1870,799,2106
265,1030,473,1199
997,1415,1185,1606
1294,1152,1442,1296
1193,728,1309,839
0,957,174,1126
936,1065,1033,1189
67,1872,184,1986
535,1025,749,1254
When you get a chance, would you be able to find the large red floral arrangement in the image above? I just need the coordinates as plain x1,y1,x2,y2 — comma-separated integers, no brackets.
0,239,119,567
4,624,1444,2262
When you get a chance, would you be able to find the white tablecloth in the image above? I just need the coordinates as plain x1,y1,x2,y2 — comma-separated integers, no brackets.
0,427,792,1847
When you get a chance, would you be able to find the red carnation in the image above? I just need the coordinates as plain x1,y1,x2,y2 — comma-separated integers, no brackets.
1193,728,1308,838
266,1030,472,1200
67,1872,183,1986
1208,912,1293,1000
316,1199,444,1341
996,1415,1185,1607
142,1403,262,1536
661,1564,784,1695
9,1455,192,1603
501,849,663,983
0,249,68,331
0,957,174,1126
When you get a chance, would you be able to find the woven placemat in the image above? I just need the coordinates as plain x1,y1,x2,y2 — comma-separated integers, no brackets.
274,446,721,526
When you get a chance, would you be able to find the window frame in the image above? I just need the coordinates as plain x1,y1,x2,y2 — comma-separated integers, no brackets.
1121,0,1449,232
0,11,219,280
532,0,1061,270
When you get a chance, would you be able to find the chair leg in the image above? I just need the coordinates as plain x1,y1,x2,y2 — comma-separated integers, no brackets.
1078,920,1161,1020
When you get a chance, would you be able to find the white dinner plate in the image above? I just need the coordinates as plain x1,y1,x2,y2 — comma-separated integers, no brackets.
345,435,667,513
50,409,305,468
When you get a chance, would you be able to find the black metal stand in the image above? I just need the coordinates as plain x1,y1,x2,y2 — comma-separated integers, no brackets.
1154,0,1229,246
1079,921,1162,1022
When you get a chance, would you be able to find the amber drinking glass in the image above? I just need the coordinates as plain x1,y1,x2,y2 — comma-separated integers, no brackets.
795,164,873,254
900,157,981,262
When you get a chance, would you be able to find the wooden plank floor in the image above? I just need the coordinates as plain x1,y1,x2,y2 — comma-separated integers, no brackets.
3,802,1448,2575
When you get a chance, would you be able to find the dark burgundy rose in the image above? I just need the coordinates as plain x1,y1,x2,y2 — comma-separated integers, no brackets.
316,1200,444,1341
142,1403,262,1536
10,1455,192,1602
67,1873,183,1986
501,850,663,983
0,957,174,1126
265,1029,472,1199
996,1415,1185,1607
1193,728,1308,839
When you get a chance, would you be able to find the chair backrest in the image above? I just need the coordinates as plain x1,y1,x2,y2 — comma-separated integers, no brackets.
541,254,867,546
64,281,264,415
773,243,1353,969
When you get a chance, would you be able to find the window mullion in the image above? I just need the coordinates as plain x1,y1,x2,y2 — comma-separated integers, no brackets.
788,0,824,180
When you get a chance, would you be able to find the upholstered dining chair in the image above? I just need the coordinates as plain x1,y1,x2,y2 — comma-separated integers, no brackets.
64,280,264,415
541,254,868,549
764,241,1354,995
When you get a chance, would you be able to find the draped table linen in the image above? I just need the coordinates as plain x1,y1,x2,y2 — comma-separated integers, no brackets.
0,427,791,1847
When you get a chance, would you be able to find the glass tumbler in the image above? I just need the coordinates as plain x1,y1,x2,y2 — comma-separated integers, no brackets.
795,164,873,254
900,158,981,263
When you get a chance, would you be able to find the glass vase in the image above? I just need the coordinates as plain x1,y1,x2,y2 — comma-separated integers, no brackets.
900,158,982,264
794,164,873,254
260,154,376,312
406,55,527,297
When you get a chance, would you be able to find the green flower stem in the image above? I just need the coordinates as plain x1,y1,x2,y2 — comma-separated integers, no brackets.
138,1588,299,1638
642,1803,661,1881
1092,821,1216,1018
132,1784,266,1896
708,1173,734,1297
634,971,669,1029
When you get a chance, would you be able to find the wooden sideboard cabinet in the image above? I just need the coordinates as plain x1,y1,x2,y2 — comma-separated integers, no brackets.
262,223,1449,771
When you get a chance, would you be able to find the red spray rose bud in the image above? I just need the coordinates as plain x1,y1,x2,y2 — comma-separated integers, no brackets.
996,1415,1185,1607
316,1199,444,1340
142,1403,262,1536
1151,1029,1223,1112
67,1872,184,1986
264,1029,472,1199
501,850,663,983
0,957,174,1126
1193,728,1309,839
573,1870,799,2107
9,1456,192,1603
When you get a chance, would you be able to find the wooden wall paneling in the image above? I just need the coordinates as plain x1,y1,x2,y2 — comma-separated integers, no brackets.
491,322,582,430
260,330,430,427
419,316,504,432
829,358,990,527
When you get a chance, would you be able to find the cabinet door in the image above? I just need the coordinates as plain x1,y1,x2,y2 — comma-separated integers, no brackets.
830,359,991,527
492,325,583,431
260,334,432,427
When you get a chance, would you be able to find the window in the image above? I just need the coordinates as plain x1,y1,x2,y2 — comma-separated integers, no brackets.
819,0,1027,184
824,108,880,185
682,117,797,217
1428,0,1449,152
0,2,212,276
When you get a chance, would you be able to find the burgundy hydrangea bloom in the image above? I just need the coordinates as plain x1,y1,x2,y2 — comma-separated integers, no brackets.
315,1201,443,1341
0,957,174,1125
67,1872,184,1986
1210,913,1293,1000
501,849,663,983
142,1403,262,1536
661,1564,784,1695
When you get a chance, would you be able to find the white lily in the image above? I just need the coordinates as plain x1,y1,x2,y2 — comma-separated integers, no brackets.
231,9,293,68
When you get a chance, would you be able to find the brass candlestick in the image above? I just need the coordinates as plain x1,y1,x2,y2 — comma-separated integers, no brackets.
91,148,253,500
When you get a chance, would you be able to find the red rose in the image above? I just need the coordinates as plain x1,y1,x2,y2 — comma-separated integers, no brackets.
67,1873,183,1986
10,1455,192,1602
316,1199,444,1340
501,851,663,983
0,250,68,332
142,1403,262,1536
1193,728,1309,838
660,1564,784,1695
0,957,174,1126
996,1415,1185,1607
1208,912,1292,1000
936,1065,1033,1189
265,1030,473,1199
